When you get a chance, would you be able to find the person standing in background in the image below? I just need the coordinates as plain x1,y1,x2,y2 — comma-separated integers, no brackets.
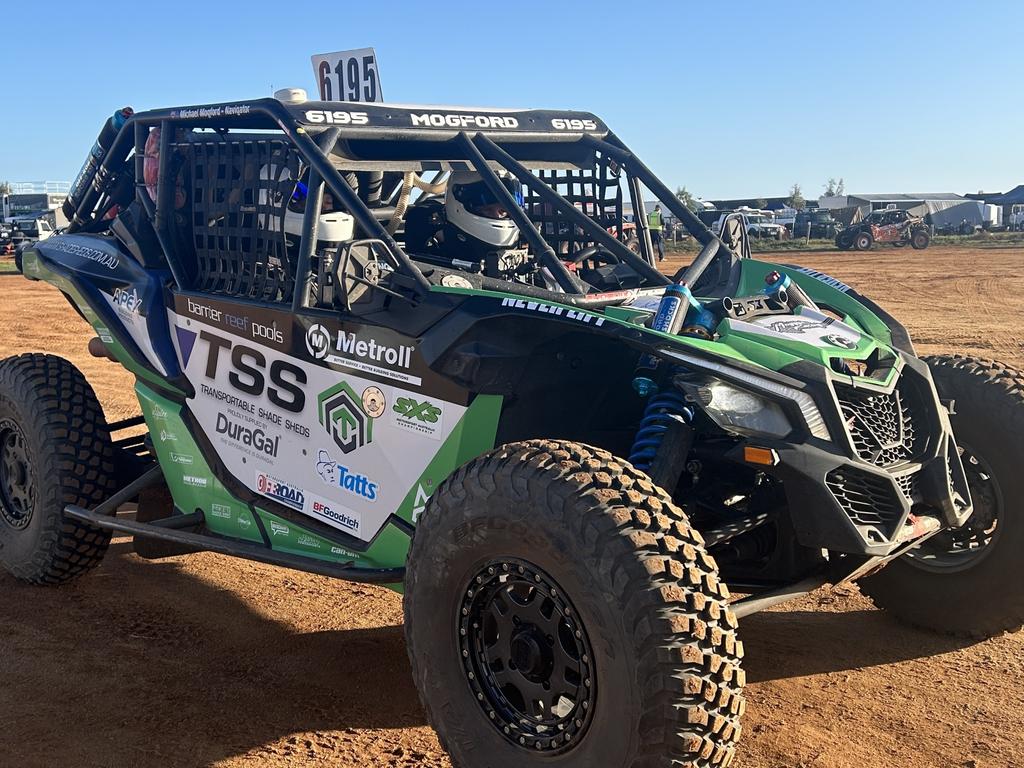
648,204,665,261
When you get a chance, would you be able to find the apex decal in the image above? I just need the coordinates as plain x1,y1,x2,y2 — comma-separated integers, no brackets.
112,287,142,314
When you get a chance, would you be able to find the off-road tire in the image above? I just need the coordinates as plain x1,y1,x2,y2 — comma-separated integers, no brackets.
854,231,873,251
405,440,745,768
0,354,116,584
860,355,1024,638
911,228,930,250
835,233,852,251
624,236,641,255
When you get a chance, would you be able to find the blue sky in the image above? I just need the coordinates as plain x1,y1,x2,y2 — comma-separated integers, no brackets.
2,0,1021,200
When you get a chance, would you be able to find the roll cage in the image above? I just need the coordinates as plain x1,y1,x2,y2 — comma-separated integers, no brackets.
66,97,740,308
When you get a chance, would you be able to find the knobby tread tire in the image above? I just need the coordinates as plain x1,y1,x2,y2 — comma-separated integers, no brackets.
860,354,1024,638
0,353,116,584
405,439,745,768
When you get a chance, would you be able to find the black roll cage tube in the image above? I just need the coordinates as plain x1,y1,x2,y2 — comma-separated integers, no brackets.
68,97,736,300
453,132,582,294
470,133,670,288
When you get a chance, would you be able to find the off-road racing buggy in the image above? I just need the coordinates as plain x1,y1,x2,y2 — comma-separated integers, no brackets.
835,207,931,251
3,96,1023,768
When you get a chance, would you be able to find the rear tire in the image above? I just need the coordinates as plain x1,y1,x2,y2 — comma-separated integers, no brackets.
0,354,116,584
835,233,852,251
624,236,641,255
860,355,1024,638
854,231,873,251
405,440,745,767
911,228,931,249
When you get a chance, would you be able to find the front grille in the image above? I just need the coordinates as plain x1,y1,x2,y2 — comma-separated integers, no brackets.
826,466,906,538
894,472,918,502
835,377,924,467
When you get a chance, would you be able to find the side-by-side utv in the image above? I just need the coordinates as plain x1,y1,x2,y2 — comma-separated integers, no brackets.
2,95,1021,768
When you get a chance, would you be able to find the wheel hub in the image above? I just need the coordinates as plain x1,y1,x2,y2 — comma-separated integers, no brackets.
0,419,34,531
907,442,1002,570
459,558,596,754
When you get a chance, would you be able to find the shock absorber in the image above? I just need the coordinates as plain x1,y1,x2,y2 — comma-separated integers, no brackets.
629,384,696,492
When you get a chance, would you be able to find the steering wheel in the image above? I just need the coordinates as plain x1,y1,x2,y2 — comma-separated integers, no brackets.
571,244,621,267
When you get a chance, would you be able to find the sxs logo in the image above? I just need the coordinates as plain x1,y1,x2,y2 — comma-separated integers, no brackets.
393,397,441,424
200,330,307,413
317,380,373,454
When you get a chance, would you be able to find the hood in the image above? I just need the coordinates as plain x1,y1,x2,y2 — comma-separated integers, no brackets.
708,307,896,385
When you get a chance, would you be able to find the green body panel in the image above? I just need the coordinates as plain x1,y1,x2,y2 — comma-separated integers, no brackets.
432,258,898,383
140,381,503,580
137,384,263,543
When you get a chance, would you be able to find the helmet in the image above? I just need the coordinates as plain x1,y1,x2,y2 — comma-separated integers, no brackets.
258,164,355,244
445,171,521,249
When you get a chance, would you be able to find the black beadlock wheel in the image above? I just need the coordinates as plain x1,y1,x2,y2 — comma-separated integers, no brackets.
459,558,597,754
0,353,117,585
405,440,745,768
860,355,1024,638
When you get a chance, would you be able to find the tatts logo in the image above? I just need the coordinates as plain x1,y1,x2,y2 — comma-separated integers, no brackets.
318,380,373,454
255,472,305,511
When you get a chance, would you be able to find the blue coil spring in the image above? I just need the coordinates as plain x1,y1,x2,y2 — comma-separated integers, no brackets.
628,389,694,472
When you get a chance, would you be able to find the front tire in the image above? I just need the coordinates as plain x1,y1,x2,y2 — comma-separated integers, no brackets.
911,228,931,249
0,354,116,584
854,231,873,250
860,356,1024,637
405,440,745,767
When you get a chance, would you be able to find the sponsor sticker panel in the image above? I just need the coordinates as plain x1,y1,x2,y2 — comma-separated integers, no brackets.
171,298,467,542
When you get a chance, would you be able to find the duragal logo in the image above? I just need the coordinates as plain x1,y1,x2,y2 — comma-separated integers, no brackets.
318,380,373,454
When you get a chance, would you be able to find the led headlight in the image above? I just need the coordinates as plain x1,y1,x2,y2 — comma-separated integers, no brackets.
682,377,793,438
664,349,833,441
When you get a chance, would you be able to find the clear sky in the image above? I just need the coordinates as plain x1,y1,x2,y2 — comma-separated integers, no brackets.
2,0,1020,200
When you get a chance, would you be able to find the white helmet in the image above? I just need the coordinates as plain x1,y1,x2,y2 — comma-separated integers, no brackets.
445,171,520,249
259,162,355,244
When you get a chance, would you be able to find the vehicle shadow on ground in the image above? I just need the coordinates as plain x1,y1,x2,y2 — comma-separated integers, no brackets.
0,544,426,767
740,604,978,684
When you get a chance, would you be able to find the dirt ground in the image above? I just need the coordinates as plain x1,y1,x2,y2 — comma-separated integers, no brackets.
0,245,1022,768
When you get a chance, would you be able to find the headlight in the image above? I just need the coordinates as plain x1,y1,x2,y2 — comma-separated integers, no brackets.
664,349,833,441
679,376,794,438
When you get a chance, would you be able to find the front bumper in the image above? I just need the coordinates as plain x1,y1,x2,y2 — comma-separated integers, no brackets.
734,358,973,557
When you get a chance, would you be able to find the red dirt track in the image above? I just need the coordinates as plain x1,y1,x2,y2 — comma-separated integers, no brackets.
1,246,1022,767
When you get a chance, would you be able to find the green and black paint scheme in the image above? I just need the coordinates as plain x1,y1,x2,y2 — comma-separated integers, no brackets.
23,98,971,595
